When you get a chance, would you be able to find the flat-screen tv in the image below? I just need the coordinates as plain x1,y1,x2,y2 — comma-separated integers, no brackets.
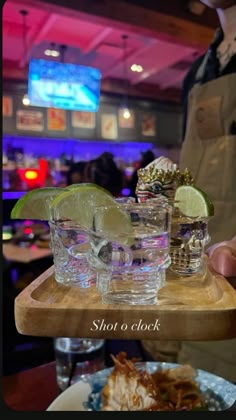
28,58,101,112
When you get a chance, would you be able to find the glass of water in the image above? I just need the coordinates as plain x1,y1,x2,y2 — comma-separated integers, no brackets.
54,337,105,392
49,220,96,287
88,202,171,305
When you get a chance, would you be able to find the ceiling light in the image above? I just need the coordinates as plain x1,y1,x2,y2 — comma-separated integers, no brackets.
120,35,131,120
44,49,60,57
130,64,143,73
22,94,30,106
51,50,60,57
122,107,131,120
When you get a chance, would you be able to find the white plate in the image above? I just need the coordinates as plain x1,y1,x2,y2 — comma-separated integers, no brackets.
47,362,236,411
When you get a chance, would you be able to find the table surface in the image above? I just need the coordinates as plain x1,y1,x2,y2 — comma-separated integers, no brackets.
3,243,52,263
2,361,236,412
2,362,59,411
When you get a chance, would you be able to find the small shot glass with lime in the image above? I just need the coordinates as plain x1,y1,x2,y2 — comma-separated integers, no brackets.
48,184,118,288
10,184,115,288
88,202,171,305
170,185,214,275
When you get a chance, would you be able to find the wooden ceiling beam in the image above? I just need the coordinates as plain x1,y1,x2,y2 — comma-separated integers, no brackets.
160,71,187,90
131,48,194,85
102,38,156,79
8,0,215,50
82,27,113,54
3,60,28,80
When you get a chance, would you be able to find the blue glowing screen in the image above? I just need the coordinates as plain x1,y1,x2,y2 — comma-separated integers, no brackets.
28,59,101,112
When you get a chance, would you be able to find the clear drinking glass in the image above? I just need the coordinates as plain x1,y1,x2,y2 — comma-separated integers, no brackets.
88,202,171,305
145,197,211,275
170,207,210,275
54,337,105,391
49,220,96,287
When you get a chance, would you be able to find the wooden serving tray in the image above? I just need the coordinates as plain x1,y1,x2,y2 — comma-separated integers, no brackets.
14,257,236,341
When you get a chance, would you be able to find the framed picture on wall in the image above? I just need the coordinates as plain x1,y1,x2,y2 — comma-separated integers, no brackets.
16,110,44,131
71,111,96,129
141,113,156,136
47,108,66,131
118,108,135,128
101,114,118,139
2,96,13,117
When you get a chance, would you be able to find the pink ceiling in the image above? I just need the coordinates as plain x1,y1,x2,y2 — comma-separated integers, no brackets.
2,0,201,94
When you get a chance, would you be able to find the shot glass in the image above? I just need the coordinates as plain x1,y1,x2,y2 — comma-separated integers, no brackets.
169,207,211,275
54,337,105,391
49,220,96,287
88,203,171,305
145,197,211,276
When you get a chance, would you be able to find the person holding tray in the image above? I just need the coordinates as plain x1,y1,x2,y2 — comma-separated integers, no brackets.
142,0,236,383
208,235,236,278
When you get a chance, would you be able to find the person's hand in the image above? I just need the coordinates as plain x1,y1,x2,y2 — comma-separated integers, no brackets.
206,236,236,278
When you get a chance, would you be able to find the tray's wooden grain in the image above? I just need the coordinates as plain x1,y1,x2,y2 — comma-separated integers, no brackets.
14,258,236,340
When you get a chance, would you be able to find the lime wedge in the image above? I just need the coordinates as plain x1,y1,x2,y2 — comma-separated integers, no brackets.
10,187,67,220
50,184,133,245
95,205,134,243
66,183,112,196
174,185,214,217
51,184,119,225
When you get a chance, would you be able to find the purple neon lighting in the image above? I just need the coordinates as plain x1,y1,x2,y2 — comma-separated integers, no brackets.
3,135,154,163
2,191,26,200
122,188,131,196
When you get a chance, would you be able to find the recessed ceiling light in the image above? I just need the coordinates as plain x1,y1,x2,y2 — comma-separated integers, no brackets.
44,49,60,57
51,50,60,57
130,64,143,72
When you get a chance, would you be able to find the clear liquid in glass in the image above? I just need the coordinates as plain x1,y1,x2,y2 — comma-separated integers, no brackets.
170,213,210,275
90,226,170,305
49,221,96,287
54,338,105,391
